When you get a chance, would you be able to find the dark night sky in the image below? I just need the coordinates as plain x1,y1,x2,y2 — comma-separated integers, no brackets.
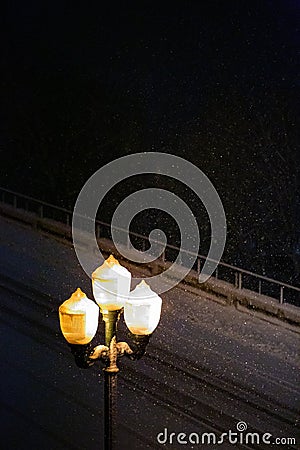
2,1,298,119
1,0,299,288
1,1,298,140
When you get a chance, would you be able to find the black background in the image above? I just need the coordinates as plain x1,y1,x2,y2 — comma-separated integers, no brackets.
1,0,299,287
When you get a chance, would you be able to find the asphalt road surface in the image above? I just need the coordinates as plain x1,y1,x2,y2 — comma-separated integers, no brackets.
0,215,299,450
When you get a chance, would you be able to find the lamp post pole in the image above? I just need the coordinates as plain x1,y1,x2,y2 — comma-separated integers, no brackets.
102,311,121,450
104,368,117,450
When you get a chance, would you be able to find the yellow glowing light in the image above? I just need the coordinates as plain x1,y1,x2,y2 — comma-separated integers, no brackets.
92,255,120,279
59,288,99,345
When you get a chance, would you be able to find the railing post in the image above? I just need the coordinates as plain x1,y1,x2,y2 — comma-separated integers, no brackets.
13,195,17,208
197,257,201,274
178,252,182,266
39,205,44,219
161,246,165,263
238,272,242,289
280,286,284,304
235,272,242,289
258,279,262,294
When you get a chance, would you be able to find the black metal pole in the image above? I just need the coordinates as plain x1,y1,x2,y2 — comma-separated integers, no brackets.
104,370,117,450
102,310,121,450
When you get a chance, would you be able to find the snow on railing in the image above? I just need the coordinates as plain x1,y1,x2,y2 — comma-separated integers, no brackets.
0,187,299,305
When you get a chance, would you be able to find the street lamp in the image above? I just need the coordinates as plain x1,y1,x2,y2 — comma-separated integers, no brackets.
58,255,162,450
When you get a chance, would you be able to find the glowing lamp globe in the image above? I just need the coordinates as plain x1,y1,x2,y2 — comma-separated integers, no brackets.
124,280,162,335
92,255,131,312
59,288,99,344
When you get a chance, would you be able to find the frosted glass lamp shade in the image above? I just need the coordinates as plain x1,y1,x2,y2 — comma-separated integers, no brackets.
124,281,162,335
92,255,131,312
59,288,99,344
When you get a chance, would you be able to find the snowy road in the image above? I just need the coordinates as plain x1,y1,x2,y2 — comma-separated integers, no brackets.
0,215,299,450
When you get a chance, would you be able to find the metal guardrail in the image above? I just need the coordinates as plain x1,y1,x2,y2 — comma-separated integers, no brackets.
0,187,299,305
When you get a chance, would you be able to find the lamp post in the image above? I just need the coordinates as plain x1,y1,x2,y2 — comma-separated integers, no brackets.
58,255,162,450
